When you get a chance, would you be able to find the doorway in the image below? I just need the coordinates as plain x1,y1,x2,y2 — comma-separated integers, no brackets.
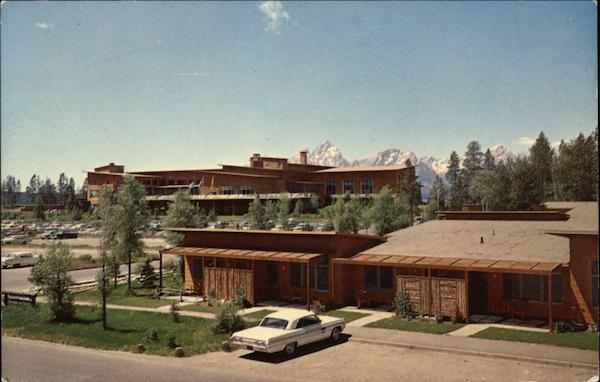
266,262,279,300
468,272,488,315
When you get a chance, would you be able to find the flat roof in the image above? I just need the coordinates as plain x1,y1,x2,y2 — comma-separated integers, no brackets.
162,246,322,263
85,171,160,178
166,227,382,240
358,202,597,264
314,165,407,173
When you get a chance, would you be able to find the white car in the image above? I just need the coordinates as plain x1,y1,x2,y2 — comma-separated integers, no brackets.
1,252,39,268
230,309,345,355
1,235,33,245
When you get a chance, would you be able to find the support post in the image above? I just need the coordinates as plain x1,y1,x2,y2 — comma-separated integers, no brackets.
306,261,310,310
159,251,163,290
428,267,432,316
251,259,255,306
465,270,469,323
548,272,553,332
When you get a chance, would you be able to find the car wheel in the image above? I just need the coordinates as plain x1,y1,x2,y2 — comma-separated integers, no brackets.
330,327,341,342
284,342,296,356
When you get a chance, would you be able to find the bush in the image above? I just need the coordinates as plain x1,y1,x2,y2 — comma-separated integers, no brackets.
78,254,93,262
170,301,180,323
213,301,245,334
234,283,250,309
166,333,178,349
393,291,414,319
143,328,159,342
310,300,326,314
137,258,156,288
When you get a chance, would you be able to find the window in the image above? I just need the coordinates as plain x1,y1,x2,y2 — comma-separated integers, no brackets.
215,258,226,268
342,180,354,194
503,273,562,303
290,263,306,287
221,185,234,195
308,184,319,193
234,260,251,270
167,179,175,185
158,179,165,186
364,266,394,289
240,185,256,195
192,258,202,279
297,316,321,328
593,261,599,308
203,257,215,267
325,181,336,196
314,262,329,291
361,179,374,195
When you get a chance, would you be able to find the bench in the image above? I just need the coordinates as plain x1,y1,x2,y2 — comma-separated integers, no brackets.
2,292,37,306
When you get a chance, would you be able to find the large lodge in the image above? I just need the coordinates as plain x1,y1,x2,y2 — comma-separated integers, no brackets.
161,202,598,330
86,151,414,213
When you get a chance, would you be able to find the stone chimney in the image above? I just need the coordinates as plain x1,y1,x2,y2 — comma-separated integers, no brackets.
300,150,308,165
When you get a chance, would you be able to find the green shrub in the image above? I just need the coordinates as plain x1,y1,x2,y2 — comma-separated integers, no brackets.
310,300,326,314
393,291,414,319
170,301,180,323
143,328,159,342
167,332,178,349
213,301,244,334
78,254,93,262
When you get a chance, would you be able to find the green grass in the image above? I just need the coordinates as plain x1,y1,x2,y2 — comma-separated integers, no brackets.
242,309,276,320
366,317,465,334
180,302,222,314
1,304,228,356
75,281,171,308
323,309,371,323
471,327,598,351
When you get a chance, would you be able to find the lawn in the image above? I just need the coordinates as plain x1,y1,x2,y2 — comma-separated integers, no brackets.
366,317,465,334
1,304,229,356
180,302,222,314
471,327,598,351
242,309,276,321
75,281,171,308
323,309,371,323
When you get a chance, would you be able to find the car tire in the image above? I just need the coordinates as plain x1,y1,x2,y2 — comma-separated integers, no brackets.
330,327,341,342
284,342,296,356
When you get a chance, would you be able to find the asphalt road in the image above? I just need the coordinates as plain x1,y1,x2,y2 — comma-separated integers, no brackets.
1,336,593,382
1,258,175,292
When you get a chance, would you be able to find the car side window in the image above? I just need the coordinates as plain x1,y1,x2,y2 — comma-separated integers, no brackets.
297,316,321,328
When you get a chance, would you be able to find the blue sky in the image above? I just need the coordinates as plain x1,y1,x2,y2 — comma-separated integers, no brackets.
1,1,597,187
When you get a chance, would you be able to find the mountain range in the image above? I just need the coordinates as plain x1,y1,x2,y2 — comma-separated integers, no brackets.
291,141,515,200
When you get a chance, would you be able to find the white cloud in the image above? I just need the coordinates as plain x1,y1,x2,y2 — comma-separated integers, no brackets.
35,22,54,29
258,1,290,34
517,136,536,146
551,140,562,148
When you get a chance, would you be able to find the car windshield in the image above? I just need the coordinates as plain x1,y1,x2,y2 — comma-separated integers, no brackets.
259,317,288,329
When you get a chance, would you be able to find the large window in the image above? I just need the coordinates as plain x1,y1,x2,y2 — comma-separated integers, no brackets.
289,261,329,291
502,273,562,303
240,185,256,195
342,180,354,194
364,266,394,289
325,181,336,196
593,261,599,308
192,258,202,279
361,179,374,195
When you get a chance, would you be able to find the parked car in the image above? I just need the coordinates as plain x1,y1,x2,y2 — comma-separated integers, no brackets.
1,252,39,268
213,221,229,229
292,223,313,232
52,231,78,239
39,230,57,240
271,224,286,231
150,222,163,231
264,220,276,230
230,309,345,355
240,221,252,230
1,235,33,245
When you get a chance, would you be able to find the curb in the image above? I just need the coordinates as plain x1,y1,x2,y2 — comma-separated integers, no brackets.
349,336,598,371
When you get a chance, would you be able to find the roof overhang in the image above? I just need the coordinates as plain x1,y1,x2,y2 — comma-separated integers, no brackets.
545,230,599,238
331,253,561,274
162,246,323,263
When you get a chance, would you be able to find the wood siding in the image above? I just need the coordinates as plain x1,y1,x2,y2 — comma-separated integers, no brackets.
203,267,253,303
396,275,466,318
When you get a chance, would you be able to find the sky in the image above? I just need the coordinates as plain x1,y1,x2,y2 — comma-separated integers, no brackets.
1,1,597,188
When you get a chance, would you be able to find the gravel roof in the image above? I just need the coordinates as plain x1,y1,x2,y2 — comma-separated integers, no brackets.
361,202,597,264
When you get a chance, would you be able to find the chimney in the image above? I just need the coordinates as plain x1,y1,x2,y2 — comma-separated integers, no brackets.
300,150,308,165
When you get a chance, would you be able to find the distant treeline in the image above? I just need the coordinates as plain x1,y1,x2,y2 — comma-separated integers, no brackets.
1,172,88,207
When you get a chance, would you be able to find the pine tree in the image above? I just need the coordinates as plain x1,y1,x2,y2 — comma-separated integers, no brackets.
398,160,422,225
34,195,46,221
553,131,598,201
509,156,538,210
370,186,410,236
446,151,464,210
483,149,496,171
245,195,267,229
292,199,304,217
429,175,446,209
463,141,483,203
276,195,291,227
529,131,555,203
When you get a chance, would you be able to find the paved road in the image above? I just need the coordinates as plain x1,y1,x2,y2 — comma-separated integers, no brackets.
1,257,177,292
1,336,594,382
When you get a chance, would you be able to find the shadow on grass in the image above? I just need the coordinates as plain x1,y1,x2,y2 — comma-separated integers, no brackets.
239,334,351,364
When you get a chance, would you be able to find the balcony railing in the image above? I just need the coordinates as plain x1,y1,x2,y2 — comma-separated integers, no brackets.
144,192,317,201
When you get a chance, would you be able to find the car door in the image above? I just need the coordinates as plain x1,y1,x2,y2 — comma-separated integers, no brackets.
296,315,323,345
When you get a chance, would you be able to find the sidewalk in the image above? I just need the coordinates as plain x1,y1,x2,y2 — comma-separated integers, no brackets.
346,325,598,370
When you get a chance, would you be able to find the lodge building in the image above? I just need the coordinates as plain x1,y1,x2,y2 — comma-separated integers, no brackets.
161,202,599,330
86,151,414,213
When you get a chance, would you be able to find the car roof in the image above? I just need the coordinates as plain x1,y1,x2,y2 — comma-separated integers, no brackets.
264,308,315,321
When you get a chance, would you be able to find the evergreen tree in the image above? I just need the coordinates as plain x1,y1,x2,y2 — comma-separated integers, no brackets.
483,149,496,171
292,199,304,217
57,173,68,201
264,200,278,222
245,195,267,229
113,176,150,292
39,178,58,204
370,186,410,236
446,151,465,210
276,195,291,227
34,195,46,221
1,175,20,206
553,131,598,201
463,141,483,203
398,160,422,225
429,175,446,209
529,131,555,202
509,156,538,210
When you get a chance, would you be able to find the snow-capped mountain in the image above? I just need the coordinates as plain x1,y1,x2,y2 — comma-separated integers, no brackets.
290,141,514,200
